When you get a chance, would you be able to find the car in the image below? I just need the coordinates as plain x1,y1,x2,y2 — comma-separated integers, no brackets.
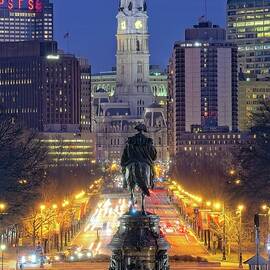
18,253,47,268
178,225,187,235
66,248,93,262
50,252,66,263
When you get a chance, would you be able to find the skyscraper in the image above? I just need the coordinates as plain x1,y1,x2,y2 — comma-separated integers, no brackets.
79,58,92,132
168,21,238,155
0,41,81,132
0,0,53,42
227,0,270,78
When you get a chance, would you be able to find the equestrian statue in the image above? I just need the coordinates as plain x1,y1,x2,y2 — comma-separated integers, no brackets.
121,123,157,214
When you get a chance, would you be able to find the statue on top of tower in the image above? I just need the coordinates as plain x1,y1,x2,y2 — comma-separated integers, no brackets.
119,0,146,13
128,1,133,11
143,0,147,11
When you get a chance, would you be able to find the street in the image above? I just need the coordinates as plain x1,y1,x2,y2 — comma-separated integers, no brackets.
69,188,208,259
3,188,250,270
18,261,247,270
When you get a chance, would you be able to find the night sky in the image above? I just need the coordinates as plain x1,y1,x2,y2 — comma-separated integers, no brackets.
53,0,227,72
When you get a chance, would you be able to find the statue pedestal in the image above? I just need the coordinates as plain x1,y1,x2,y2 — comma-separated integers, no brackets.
108,211,170,270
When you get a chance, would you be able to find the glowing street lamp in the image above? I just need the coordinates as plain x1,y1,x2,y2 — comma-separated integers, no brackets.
214,202,222,211
0,204,6,212
237,205,245,269
1,244,6,270
206,201,212,207
235,179,241,185
262,204,270,262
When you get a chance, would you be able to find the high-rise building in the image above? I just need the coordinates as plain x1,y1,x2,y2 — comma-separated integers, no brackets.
168,21,238,155
238,79,270,131
0,41,81,132
0,0,53,42
227,0,270,78
79,58,92,132
115,0,154,116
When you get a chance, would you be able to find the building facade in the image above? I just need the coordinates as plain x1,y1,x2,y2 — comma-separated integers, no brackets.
41,132,96,167
0,0,53,42
227,0,270,78
79,58,92,132
239,79,270,131
91,66,168,105
94,0,168,162
115,0,153,116
168,21,238,156
0,41,81,132
177,132,244,155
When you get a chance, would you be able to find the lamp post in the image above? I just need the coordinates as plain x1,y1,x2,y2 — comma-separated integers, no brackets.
237,205,244,269
214,202,226,261
0,244,6,270
262,205,270,263
40,205,46,249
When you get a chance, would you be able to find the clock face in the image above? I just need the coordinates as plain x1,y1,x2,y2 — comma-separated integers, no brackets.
121,20,126,30
135,20,143,30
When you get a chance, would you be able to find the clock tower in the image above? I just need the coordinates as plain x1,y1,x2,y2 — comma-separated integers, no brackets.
115,0,153,116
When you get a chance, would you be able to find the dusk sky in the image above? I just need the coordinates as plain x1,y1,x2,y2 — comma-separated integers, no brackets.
53,0,227,72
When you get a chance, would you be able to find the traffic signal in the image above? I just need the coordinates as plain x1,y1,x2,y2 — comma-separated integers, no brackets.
254,214,260,228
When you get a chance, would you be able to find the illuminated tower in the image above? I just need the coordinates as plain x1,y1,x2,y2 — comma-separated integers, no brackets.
115,0,153,116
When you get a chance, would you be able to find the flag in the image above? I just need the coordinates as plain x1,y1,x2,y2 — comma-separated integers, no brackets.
64,32,70,39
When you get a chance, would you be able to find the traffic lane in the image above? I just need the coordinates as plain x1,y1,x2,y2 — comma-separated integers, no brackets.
70,198,128,255
146,190,208,257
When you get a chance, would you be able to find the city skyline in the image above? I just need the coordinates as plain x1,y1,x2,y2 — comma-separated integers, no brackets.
53,0,226,72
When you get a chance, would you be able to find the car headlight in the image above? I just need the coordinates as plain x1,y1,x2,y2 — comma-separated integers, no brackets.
70,256,75,261
77,252,83,259
54,255,60,261
31,254,37,263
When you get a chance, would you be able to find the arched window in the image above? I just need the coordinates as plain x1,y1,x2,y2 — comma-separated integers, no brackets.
136,40,140,51
137,61,143,74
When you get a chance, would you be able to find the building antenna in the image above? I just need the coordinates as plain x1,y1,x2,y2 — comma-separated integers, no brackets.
204,0,208,20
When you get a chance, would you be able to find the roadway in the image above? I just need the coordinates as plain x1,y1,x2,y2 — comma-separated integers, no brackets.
146,189,208,257
18,188,249,270
69,188,208,258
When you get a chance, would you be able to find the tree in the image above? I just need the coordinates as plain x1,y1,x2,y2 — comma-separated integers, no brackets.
0,116,48,222
234,100,270,203
172,150,234,201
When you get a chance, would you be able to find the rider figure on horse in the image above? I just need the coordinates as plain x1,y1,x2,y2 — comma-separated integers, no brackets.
121,123,157,214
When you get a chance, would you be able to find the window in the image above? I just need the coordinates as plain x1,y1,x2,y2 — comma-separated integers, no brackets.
137,61,143,74
136,40,140,51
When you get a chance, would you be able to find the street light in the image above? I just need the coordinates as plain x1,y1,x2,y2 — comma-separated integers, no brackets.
214,202,226,260
261,204,270,262
237,205,245,269
1,244,6,270
40,205,46,248
0,204,6,212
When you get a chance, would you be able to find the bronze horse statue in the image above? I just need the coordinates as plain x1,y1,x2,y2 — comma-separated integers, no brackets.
121,123,157,214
